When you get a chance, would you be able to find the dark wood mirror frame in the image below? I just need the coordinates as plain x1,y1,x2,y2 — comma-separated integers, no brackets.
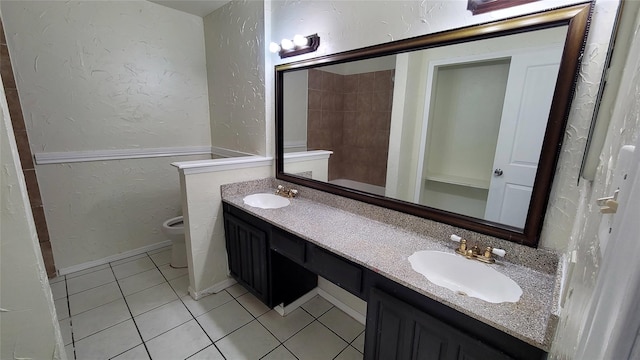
275,2,593,247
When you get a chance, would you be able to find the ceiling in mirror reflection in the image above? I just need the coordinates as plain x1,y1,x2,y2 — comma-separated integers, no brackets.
282,25,568,230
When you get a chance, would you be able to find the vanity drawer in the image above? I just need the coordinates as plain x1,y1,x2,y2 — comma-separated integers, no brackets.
271,228,306,264
308,245,363,297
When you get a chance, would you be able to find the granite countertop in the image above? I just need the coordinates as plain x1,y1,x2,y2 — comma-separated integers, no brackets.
221,182,560,351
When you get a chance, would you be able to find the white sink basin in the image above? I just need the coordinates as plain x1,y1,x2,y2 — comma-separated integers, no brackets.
243,193,290,209
408,250,522,303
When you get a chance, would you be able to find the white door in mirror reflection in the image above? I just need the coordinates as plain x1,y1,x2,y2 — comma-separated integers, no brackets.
417,45,562,229
485,47,563,228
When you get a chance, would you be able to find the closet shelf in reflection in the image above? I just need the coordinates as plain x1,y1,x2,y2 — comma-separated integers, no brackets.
424,173,490,189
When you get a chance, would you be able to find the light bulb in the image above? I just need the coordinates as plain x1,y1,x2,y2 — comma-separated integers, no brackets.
293,34,308,47
281,38,294,50
269,42,281,53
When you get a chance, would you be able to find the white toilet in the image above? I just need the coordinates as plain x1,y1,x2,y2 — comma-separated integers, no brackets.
162,216,187,268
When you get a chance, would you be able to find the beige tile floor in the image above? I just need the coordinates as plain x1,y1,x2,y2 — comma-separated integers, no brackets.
51,247,365,360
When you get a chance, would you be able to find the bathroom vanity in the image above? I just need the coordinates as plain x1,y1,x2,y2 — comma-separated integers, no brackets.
221,179,558,360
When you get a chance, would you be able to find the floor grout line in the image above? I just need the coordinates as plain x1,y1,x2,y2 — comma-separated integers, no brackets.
63,276,77,360
151,251,227,360
107,261,153,360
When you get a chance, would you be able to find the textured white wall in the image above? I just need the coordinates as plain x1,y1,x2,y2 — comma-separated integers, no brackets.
1,79,66,358
204,0,266,155
550,4,640,357
38,155,208,269
1,0,213,269
182,164,273,295
2,1,211,151
269,0,620,251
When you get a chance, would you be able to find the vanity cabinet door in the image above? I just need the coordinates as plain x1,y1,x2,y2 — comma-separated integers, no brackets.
366,288,513,360
224,213,270,304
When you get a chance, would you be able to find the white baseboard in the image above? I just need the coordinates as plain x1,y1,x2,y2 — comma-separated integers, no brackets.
274,289,319,316
189,278,238,300
318,288,367,325
58,240,172,275
186,280,366,325
269,286,366,325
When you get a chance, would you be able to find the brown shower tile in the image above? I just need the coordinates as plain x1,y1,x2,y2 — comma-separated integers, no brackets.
373,91,392,112
31,205,50,243
6,89,25,131
352,164,368,183
369,165,388,187
0,20,6,45
343,92,357,112
344,75,358,93
355,111,373,129
357,72,374,92
321,91,335,111
308,89,322,110
343,127,357,146
374,70,393,92
335,92,344,111
1,45,17,89
343,111,357,128
321,70,334,91
14,130,34,169
308,69,322,90
332,132,344,147
307,129,321,150
356,130,370,148
23,169,42,207
372,111,391,131
334,73,344,91
39,241,57,278
307,110,322,130
356,92,373,112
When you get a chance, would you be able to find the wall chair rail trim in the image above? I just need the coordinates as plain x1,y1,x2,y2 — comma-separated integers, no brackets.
172,156,275,175
34,146,214,165
282,150,333,164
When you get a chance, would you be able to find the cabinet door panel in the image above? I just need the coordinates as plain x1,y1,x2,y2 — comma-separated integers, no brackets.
375,302,406,359
224,213,269,303
367,288,512,360
224,217,242,278
411,321,450,360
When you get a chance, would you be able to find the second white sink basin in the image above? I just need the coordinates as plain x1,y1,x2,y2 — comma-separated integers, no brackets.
243,193,290,209
408,250,522,303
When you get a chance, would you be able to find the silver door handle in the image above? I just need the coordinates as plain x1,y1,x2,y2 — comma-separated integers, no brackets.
494,169,503,176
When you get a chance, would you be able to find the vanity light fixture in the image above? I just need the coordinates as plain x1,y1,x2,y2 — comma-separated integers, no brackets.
269,34,320,59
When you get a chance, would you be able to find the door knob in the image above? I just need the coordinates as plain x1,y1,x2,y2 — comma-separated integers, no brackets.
494,169,504,176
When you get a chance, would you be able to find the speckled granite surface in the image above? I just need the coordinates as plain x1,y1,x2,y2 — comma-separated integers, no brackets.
221,178,561,351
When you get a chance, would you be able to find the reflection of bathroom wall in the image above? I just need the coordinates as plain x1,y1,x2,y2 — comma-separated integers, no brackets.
283,71,308,152
419,59,510,218
387,27,566,204
307,69,394,187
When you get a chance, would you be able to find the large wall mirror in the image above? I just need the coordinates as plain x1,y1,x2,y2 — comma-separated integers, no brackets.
275,3,592,247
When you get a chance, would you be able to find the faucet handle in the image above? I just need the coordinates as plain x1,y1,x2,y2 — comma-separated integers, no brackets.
451,234,468,256
492,248,506,257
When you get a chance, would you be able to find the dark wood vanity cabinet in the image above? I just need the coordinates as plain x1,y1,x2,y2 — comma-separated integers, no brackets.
224,211,271,304
223,203,316,308
222,203,546,360
366,287,514,360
